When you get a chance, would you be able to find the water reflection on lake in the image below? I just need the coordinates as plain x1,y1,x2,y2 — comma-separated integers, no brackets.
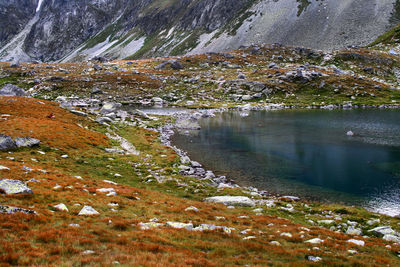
172,109,400,216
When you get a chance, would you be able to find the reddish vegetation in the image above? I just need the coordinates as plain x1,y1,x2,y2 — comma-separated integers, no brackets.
0,97,108,151
0,97,399,266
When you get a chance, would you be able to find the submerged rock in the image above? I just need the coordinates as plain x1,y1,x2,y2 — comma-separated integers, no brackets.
204,196,255,207
0,84,27,97
0,179,33,194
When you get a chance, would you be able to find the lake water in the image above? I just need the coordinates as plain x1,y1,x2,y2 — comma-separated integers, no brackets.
172,109,400,216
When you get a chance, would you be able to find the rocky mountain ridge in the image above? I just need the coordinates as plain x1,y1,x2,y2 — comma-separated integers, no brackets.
0,0,399,62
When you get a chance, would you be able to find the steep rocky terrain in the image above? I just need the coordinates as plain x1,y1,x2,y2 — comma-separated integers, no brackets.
0,0,399,62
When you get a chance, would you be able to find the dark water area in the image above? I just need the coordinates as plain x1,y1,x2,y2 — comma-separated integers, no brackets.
172,109,400,216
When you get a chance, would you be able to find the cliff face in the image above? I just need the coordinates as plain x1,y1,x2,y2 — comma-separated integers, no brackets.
0,0,398,62
0,0,38,47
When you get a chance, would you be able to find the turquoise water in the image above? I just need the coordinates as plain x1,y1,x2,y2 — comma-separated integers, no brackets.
172,109,400,216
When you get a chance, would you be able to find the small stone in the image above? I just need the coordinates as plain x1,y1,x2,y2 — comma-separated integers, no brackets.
69,223,80,228
185,206,199,212
0,204,36,214
96,188,115,193
347,239,365,246
346,131,354,136
307,256,322,262
243,236,256,240
61,155,68,158
82,250,95,255
305,238,324,244
0,165,10,171
348,249,358,254
270,241,281,246
165,222,193,230
78,206,99,216
54,203,68,212
280,232,292,238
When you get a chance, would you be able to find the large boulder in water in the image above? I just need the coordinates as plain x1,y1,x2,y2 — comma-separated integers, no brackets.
0,84,27,96
0,134,17,151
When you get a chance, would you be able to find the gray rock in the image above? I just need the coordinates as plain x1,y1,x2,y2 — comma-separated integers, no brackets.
100,102,122,114
165,221,193,230
0,179,33,194
204,196,255,207
0,84,26,97
368,226,396,237
93,64,102,71
15,137,40,148
105,148,125,154
155,60,183,70
0,205,36,214
0,134,17,151
70,110,88,117
346,226,362,235
382,234,400,243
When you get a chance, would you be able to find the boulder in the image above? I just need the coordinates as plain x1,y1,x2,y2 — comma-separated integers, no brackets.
0,135,17,151
0,84,27,96
155,60,183,70
15,137,40,148
368,226,396,237
54,203,69,212
0,205,36,214
382,234,400,243
0,179,33,194
204,196,255,207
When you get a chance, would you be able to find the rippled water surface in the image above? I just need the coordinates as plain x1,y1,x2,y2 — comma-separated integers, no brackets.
172,109,400,216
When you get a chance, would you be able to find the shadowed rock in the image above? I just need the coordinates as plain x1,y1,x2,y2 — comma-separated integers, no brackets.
15,137,40,148
0,134,17,151
0,84,27,96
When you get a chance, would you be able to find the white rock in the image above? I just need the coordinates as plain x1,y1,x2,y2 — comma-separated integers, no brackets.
54,203,68,212
270,241,281,246
348,249,358,254
346,226,362,235
382,234,400,243
96,188,115,193
165,222,193,230
107,191,117,196
346,131,354,136
305,238,324,244
78,206,99,216
82,250,95,255
307,256,322,262
103,180,118,185
243,236,256,240
204,196,255,207
280,232,292,238
347,239,365,246
185,206,199,212
368,226,396,236
0,165,10,171
61,155,68,158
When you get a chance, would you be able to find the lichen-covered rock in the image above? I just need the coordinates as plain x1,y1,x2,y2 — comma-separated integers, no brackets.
138,222,163,230
0,205,36,214
204,196,255,207
0,84,27,97
100,102,121,114
0,179,33,194
0,134,17,151
15,137,40,148
78,205,99,216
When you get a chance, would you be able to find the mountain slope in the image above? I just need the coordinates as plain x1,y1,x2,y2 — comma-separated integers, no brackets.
0,0,399,62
